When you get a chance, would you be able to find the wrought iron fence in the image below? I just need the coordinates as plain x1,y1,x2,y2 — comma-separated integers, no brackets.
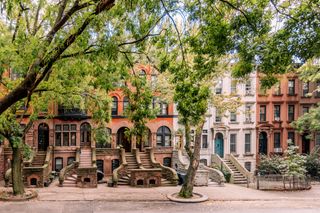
249,174,311,191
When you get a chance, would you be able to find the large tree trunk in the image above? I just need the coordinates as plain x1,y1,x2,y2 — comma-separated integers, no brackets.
179,122,204,198
12,146,25,195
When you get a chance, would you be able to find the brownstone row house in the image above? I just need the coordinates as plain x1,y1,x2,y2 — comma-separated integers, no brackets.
256,73,320,158
0,65,178,187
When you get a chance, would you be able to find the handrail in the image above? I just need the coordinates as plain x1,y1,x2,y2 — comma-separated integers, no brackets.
59,147,80,186
199,164,225,185
23,147,36,167
132,148,143,169
177,150,189,169
212,154,234,183
146,147,178,185
226,154,253,181
112,148,128,186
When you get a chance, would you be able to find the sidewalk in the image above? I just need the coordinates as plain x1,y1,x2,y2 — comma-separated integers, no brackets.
2,180,320,202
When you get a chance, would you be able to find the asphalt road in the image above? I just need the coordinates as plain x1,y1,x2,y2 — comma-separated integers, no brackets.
1,200,319,213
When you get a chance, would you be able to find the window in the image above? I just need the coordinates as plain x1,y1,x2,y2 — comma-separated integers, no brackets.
315,133,320,147
244,162,251,172
274,105,281,121
156,126,171,147
230,134,237,153
151,74,157,89
67,157,75,165
200,159,208,166
245,80,252,95
55,158,63,172
274,132,281,149
123,96,129,113
274,81,281,95
245,104,252,122
245,133,251,153
55,124,76,146
215,109,222,122
302,106,310,115
163,157,172,167
96,128,112,148
215,79,222,94
231,79,237,94
80,123,91,145
288,132,295,145
260,105,266,122
230,111,237,122
159,102,168,115
288,79,295,95
112,96,118,116
202,133,208,149
288,105,295,122
302,82,309,97
139,69,146,77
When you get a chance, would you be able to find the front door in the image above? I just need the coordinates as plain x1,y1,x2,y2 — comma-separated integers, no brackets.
117,127,131,152
38,123,49,151
259,132,268,155
214,133,224,158
302,134,310,154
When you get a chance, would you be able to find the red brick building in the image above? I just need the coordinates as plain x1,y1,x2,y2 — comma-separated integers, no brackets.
256,72,320,157
1,65,176,186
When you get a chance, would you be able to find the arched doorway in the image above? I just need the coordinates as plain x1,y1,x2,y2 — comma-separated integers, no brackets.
214,133,224,158
137,128,152,151
302,133,310,154
117,127,131,152
38,123,49,151
80,123,91,147
156,126,171,147
259,132,268,155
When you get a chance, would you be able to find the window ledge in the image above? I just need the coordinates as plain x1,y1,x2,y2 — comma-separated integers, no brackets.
272,120,282,123
243,121,254,124
272,94,283,97
243,153,254,157
229,122,239,124
231,153,239,157
301,96,312,98
288,94,298,97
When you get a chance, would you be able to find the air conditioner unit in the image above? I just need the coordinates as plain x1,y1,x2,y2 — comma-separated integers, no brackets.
245,117,252,122
274,148,282,153
275,117,281,121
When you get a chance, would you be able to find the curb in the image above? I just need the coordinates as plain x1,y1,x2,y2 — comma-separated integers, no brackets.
167,193,208,203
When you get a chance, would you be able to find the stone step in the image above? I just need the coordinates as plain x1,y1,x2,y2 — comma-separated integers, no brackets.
63,183,77,187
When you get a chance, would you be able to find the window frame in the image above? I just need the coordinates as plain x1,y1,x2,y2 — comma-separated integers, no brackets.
259,105,267,122
111,96,118,116
230,133,237,153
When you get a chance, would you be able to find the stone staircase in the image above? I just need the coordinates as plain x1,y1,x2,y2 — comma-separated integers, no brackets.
117,152,138,185
62,173,78,187
79,149,92,168
31,151,46,167
223,159,247,184
139,152,153,169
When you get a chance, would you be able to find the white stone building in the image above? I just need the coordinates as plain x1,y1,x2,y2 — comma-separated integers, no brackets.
173,72,257,172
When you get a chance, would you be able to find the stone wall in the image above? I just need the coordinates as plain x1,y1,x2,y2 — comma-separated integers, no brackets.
76,167,97,188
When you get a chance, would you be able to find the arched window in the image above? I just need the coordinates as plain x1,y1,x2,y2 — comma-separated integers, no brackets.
80,123,91,146
156,126,171,147
112,96,118,115
139,69,146,77
38,123,49,151
123,96,129,113
96,128,112,148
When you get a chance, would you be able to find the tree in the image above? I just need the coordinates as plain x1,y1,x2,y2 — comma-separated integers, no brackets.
122,69,157,148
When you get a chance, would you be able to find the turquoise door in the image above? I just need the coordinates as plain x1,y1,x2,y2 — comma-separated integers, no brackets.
215,133,224,158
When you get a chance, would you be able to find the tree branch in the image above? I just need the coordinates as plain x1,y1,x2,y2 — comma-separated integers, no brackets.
160,0,186,63
270,0,298,22
118,14,166,47
219,0,256,30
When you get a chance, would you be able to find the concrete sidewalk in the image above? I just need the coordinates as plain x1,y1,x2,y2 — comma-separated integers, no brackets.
1,180,320,202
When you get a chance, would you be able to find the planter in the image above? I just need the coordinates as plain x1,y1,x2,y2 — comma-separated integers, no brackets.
167,192,208,203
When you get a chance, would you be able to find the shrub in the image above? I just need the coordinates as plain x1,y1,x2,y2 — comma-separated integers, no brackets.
305,147,320,179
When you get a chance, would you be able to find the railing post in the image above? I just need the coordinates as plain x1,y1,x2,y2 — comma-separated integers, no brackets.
257,173,260,190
